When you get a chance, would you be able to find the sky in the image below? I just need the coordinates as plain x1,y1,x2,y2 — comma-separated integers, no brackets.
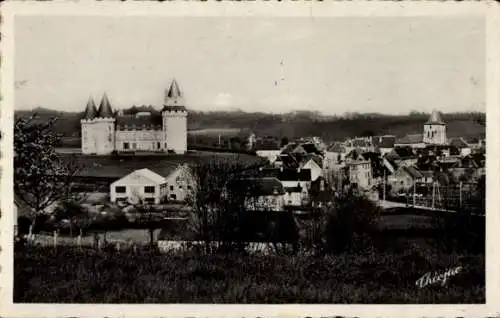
15,16,485,115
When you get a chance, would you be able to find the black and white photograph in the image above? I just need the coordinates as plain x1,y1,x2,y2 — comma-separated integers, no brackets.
1,1,498,316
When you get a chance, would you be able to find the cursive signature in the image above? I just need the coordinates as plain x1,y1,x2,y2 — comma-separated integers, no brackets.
415,266,462,288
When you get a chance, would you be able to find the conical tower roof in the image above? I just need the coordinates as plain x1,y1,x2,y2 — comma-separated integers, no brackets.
166,79,182,99
163,79,187,111
425,109,445,125
83,96,98,120
97,93,114,118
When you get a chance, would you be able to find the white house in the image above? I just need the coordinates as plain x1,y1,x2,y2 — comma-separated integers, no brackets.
110,168,168,204
300,157,323,182
81,79,188,155
227,177,286,212
163,164,196,202
345,157,373,191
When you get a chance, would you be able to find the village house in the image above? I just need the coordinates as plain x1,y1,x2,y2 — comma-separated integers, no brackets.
385,147,418,167
255,138,282,164
227,177,286,212
449,137,472,157
344,151,373,190
372,135,396,156
109,164,195,204
394,134,426,149
110,168,169,204
258,167,313,205
388,165,424,194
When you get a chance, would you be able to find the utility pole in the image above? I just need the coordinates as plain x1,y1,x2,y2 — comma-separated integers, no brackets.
459,181,463,208
413,182,416,207
383,168,386,201
431,182,435,210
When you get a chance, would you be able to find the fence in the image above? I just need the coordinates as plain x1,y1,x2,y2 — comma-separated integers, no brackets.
404,182,484,213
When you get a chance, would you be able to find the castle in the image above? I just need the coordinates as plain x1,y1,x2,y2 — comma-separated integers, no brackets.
81,79,188,155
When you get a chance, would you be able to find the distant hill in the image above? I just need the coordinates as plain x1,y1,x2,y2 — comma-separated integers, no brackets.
15,107,485,143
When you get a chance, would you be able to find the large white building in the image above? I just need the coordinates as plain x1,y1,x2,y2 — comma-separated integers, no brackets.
81,79,188,155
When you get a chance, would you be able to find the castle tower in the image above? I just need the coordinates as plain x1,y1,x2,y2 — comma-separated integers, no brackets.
423,109,447,145
93,93,116,155
162,79,188,154
81,96,98,154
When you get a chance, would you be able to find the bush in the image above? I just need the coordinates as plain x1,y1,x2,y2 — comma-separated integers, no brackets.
322,191,381,253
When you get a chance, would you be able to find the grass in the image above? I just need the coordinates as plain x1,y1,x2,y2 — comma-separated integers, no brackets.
14,245,484,303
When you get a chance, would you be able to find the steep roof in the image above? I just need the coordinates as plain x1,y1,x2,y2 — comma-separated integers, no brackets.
163,79,186,109
449,137,470,149
327,142,346,153
113,168,167,185
97,93,114,118
281,143,299,154
227,177,285,196
372,135,396,149
300,153,323,168
83,96,98,120
393,147,416,159
425,110,445,125
116,114,163,130
396,134,423,145
301,143,322,155
259,168,312,181
255,139,281,151
167,79,182,99
403,166,424,179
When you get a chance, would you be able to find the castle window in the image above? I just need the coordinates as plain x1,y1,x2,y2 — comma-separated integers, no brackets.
132,143,137,149
124,142,130,150
157,142,161,149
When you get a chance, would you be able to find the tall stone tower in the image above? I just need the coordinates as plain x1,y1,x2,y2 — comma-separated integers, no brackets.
423,109,447,145
162,79,188,154
93,93,116,155
81,96,98,154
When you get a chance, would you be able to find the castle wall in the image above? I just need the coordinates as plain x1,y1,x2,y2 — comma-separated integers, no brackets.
93,119,115,155
115,129,163,152
163,112,188,154
81,121,96,154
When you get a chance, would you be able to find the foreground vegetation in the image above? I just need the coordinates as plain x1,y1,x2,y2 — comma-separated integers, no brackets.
14,243,484,303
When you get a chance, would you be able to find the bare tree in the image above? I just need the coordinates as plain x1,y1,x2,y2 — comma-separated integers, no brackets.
14,115,83,231
187,155,267,254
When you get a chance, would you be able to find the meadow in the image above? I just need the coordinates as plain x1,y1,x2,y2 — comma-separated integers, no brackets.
14,243,484,303
15,209,485,304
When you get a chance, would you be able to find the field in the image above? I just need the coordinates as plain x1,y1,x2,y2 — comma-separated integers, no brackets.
15,208,485,303
14,243,484,303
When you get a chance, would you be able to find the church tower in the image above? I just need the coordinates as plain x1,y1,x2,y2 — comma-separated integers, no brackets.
93,93,116,155
81,96,98,154
423,109,447,145
162,79,188,154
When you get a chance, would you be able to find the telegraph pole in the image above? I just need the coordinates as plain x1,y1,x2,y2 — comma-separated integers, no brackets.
383,169,386,201
413,182,416,206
